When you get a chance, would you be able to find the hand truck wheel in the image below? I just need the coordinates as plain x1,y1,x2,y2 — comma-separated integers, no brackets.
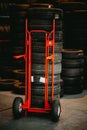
13,97,24,119
51,100,61,122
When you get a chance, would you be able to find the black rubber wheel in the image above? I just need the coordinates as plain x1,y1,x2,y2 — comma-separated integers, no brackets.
51,100,61,122
13,97,23,119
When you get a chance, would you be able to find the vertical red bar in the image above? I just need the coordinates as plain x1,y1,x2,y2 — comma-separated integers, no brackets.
28,31,31,108
25,19,28,101
25,19,31,109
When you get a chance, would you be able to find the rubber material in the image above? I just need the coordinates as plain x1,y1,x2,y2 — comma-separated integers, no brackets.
62,68,83,77
31,95,60,108
32,63,62,75
27,8,63,20
32,42,63,53
13,97,23,118
32,53,62,64
32,84,60,96
62,76,83,85
51,100,61,122
62,49,84,59
63,85,83,94
62,59,84,68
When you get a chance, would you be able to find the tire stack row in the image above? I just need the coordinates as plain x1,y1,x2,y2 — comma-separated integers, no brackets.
10,3,30,56
62,49,84,94
10,3,30,93
0,1,11,40
67,10,87,50
27,4,63,107
83,51,87,89
61,2,87,49
0,2,15,91
0,2,10,40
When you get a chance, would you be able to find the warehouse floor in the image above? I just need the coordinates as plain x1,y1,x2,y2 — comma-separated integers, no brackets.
0,90,87,130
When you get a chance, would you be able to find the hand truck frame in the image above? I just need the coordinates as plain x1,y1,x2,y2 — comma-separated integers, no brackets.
13,18,61,122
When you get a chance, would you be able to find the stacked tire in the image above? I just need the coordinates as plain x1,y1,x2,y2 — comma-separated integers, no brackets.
11,3,30,55
62,49,84,94
84,51,87,89
0,2,14,91
68,10,87,50
27,4,63,108
10,3,29,93
61,2,87,49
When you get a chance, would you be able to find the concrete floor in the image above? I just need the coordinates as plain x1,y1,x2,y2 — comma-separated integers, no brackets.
0,90,87,130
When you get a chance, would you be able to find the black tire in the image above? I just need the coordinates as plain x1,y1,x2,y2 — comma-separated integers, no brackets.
29,3,54,8
60,79,64,97
28,19,52,31
32,63,62,75
31,95,59,108
63,85,83,95
12,69,24,94
13,97,23,119
32,74,60,85
12,20,25,33
14,4,30,11
27,8,63,20
0,66,14,79
0,78,14,91
0,25,10,33
62,68,83,77
32,53,62,64
10,4,28,54
62,76,83,85
55,31,63,42
0,22,10,39
12,46,25,55
32,84,60,96
13,58,25,68
14,32,25,41
13,80,24,95
51,100,61,122
32,42,63,53
62,59,84,68
0,2,10,15
62,49,84,59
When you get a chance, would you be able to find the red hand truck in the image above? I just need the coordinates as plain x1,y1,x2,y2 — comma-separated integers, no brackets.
12,18,61,122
